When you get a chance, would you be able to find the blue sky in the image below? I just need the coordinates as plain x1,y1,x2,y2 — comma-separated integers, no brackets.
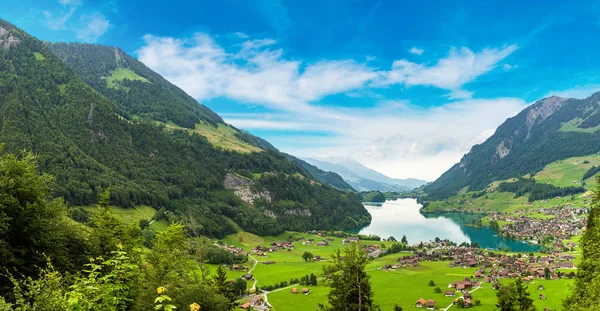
4,0,600,180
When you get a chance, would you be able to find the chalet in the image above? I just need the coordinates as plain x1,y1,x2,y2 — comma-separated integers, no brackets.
263,261,276,265
555,261,575,269
291,288,298,294
463,292,472,300
415,298,426,308
463,298,472,308
539,294,546,300
538,285,545,291
343,237,360,244
232,264,241,271
317,241,328,246
426,299,435,310
368,250,382,259
302,288,310,295
242,273,253,280
444,290,455,297
313,255,321,261
483,276,491,283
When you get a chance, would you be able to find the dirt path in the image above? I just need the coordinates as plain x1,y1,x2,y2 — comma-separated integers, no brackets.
442,285,482,311
248,255,259,290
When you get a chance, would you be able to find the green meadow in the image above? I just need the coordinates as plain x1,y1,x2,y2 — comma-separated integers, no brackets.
224,230,572,311
105,68,149,89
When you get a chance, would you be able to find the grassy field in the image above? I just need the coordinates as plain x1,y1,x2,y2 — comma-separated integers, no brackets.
559,117,600,134
81,204,169,232
193,122,261,153
33,51,45,61
105,68,149,89
220,229,572,311
146,119,261,153
533,154,600,187
424,153,600,215
266,259,573,311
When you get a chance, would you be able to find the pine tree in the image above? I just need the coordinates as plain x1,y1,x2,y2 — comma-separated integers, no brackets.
513,278,534,311
564,176,600,311
319,242,377,311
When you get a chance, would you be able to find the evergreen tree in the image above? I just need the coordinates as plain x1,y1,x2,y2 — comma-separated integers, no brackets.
0,149,88,293
319,243,377,311
401,235,408,244
564,176,600,311
495,278,535,311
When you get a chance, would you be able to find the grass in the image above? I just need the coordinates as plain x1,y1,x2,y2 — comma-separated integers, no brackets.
219,229,573,311
559,117,600,133
147,119,261,153
105,68,149,89
58,84,67,95
269,285,329,311
533,154,600,188
193,122,262,153
33,52,45,61
80,205,169,231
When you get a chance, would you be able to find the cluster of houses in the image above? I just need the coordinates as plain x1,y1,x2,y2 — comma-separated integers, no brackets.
487,207,586,249
250,241,295,256
415,298,436,310
239,296,270,310
220,244,247,256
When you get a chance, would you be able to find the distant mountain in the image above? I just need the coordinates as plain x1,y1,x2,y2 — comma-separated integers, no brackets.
304,157,427,192
0,19,370,238
424,94,600,201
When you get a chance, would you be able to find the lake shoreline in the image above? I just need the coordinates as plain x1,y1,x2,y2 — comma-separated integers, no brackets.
356,198,542,252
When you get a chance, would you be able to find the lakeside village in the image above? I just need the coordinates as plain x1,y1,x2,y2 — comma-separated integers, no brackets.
485,207,587,250
217,224,580,310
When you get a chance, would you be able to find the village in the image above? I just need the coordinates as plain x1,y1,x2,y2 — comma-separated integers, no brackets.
214,225,580,311
486,207,586,249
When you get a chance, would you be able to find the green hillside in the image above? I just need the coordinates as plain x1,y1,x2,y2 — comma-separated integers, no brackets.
424,95,600,202
0,19,369,239
423,154,600,213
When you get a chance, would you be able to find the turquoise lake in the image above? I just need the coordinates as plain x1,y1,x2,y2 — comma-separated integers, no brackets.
357,198,541,252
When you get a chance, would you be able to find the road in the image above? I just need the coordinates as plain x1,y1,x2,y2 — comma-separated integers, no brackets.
248,255,259,291
442,285,482,311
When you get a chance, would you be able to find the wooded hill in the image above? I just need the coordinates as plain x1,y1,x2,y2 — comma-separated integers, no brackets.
424,95,600,202
0,19,369,238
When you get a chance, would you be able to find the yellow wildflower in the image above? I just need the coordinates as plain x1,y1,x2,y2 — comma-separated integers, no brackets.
190,302,200,311
157,287,167,295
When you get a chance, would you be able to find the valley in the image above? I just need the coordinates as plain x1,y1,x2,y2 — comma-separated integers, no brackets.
1,9,600,311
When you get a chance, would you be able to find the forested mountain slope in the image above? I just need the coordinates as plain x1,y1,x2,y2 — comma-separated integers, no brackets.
424,94,600,201
46,42,355,191
0,19,369,237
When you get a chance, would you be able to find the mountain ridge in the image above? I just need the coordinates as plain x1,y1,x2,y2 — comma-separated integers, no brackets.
305,157,427,192
0,19,370,238
424,93,600,201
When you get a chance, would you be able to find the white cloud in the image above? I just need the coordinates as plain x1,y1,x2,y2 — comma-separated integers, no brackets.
382,45,518,93
409,46,424,55
138,34,375,118
366,55,377,62
76,13,111,42
43,0,80,30
235,32,249,39
137,32,522,180
447,89,474,100
226,97,528,181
